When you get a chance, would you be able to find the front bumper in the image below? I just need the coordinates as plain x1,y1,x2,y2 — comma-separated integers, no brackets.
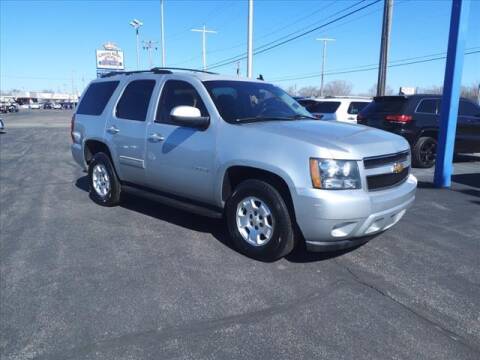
294,174,417,251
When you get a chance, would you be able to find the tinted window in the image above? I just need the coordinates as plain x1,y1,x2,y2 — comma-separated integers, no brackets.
361,97,407,114
203,80,310,123
347,101,369,115
116,80,155,121
416,99,437,114
156,80,208,124
77,81,119,115
458,100,479,116
301,101,340,114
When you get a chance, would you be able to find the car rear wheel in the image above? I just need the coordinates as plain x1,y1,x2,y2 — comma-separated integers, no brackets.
88,152,121,206
412,136,437,168
225,179,295,261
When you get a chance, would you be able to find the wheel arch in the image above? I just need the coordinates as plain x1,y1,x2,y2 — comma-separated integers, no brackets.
84,139,114,165
417,128,439,141
221,165,297,221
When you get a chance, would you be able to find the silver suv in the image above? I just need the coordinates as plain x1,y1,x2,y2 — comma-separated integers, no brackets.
71,68,417,260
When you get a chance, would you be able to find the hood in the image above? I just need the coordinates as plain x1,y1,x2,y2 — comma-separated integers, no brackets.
243,120,409,159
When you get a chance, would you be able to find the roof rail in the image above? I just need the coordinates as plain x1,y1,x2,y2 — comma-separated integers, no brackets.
100,69,173,78
100,67,217,79
150,67,218,75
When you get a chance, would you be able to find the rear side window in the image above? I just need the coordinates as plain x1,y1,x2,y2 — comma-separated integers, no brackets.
458,100,479,116
347,101,369,115
416,99,437,114
362,98,407,114
300,101,340,113
77,81,119,115
156,80,208,124
116,80,156,121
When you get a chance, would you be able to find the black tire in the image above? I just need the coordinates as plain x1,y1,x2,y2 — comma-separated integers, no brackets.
88,152,121,206
225,179,296,261
412,136,437,168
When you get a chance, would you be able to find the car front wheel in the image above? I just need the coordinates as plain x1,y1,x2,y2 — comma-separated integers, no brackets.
225,179,296,261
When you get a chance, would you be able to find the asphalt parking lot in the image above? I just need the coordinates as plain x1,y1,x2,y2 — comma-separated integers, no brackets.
1,110,479,360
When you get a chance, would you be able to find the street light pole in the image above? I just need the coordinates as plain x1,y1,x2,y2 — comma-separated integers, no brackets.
316,38,335,97
191,25,216,70
160,0,166,67
247,0,254,78
129,19,143,70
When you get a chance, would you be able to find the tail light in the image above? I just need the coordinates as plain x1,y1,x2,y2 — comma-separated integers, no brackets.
70,113,75,142
385,114,412,123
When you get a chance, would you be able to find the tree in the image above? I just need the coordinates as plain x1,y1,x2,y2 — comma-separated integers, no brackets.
461,82,479,102
298,86,321,98
285,85,298,97
416,82,479,102
323,80,352,97
366,83,394,96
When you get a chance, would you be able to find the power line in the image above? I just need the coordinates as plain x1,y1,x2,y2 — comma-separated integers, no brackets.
272,46,480,81
208,0,381,70
169,0,339,66
207,0,372,69
270,49,480,83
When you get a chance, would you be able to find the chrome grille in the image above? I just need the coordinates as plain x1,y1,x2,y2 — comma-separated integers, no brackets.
363,151,410,191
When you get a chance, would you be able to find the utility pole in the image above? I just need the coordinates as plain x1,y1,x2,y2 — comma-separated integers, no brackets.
143,40,159,68
129,19,143,70
246,0,254,78
191,25,216,71
316,38,335,97
376,0,393,96
160,0,166,67
236,61,240,77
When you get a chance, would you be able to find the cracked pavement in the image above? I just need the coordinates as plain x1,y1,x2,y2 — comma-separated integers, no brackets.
1,111,479,359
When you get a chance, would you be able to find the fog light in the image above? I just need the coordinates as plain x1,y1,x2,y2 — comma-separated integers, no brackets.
331,222,358,237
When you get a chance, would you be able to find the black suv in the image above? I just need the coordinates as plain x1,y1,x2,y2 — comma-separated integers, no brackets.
357,95,480,168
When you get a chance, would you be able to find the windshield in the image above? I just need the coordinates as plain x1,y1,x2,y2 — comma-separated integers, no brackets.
203,80,312,123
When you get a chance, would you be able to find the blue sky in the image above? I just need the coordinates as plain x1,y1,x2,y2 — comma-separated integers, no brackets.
0,0,479,94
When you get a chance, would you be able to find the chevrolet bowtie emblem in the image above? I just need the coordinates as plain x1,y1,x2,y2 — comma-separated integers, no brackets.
392,162,404,174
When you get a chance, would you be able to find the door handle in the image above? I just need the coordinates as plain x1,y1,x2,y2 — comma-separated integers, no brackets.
107,126,120,134
148,133,165,142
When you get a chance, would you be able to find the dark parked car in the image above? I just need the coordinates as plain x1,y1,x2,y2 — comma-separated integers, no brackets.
62,102,74,110
357,95,480,168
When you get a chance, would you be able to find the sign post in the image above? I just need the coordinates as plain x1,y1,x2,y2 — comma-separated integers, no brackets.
96,43,124,77
433,0,471,188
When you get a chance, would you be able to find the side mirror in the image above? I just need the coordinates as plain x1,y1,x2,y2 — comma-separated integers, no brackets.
170,106,209,129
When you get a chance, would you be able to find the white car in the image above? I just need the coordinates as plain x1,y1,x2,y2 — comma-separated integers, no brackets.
29,103,42,109
52,103,62,109
298,97,371,124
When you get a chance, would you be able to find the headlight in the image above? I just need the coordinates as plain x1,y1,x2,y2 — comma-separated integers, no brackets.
309,158,361,189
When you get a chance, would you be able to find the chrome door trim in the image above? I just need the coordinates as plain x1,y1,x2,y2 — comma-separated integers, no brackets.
119,155,145,169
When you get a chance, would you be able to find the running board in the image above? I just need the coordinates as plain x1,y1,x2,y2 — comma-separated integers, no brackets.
122,184,224,219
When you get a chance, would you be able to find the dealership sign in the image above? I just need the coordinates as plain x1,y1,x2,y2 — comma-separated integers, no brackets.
96,50,124,70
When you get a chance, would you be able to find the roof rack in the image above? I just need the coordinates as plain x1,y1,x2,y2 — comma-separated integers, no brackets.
100,67,217,78
150,67,218,75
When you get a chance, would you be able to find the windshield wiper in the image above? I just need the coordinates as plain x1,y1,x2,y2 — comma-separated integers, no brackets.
286,114,317,120
234,116,296,123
